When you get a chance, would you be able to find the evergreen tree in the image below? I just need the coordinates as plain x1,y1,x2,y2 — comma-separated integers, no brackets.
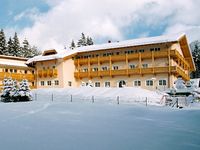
190,41,200,78
70,40,76,49
7,37,14,56
10,80,19,101
12,32,21,57
29,46,41,58
21,39,30,57
86,36,94,45
77,33,87,47
1,78,14,102
0,29,7,55
18,79,32,101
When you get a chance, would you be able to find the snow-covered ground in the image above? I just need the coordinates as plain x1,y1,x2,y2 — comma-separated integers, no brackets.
0,100,200,150
32,87,164,106
0,87,200,150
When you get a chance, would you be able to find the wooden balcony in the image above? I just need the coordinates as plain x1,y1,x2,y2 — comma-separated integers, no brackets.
37,69,58,78
74,49,175,66
0,72,35,81
74,66,190,81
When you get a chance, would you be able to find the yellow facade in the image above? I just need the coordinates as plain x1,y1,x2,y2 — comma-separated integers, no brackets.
3,33,194,91
0,55,35,89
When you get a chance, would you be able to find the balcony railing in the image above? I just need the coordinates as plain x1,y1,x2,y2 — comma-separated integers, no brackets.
74,50,172,65
0,72,35,81
37,69,58,78
74,66,190,81
74,49,190,71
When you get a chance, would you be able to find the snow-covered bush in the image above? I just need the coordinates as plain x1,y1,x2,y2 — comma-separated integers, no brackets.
1,78,14,102
9,80,19,102
1,78,32,102
18,79,32,101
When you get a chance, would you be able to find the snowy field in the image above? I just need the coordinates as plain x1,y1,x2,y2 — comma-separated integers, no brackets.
0,88,200,150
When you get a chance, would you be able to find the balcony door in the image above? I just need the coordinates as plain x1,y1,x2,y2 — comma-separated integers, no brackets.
118,80,126,88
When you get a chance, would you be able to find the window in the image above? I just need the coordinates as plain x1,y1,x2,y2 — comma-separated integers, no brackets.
5,69,8,72
47,81,51,86
24,70,27,74
41,81,45,86
105,82,110,87
32,82,35,86
10,69,13,73
134,80,141,86
159,80,167,86
93,67,98,71
113,66,119,70
139,49,144,53
32,70,34,74
116,52,120,55
102,66,108,71
146,80,153,86
142,64,148,68
43,67,45,70
150,48,154,51
68,81,72,86
55,80,59,85
14,69,17,73
155,48,160,51
95,82,100,87
129,64,135,69
83,68,88,72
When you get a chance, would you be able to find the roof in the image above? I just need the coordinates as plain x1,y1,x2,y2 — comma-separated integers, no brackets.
0,55,28,61
75,33,185,53
27,33,191,64
0,55,28,68
0,61,28,68
26,50,76,64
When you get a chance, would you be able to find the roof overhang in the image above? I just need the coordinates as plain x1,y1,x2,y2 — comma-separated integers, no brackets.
178,35,196,71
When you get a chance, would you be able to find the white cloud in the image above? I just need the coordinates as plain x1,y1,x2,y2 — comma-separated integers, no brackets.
8,0,200,51
14,8,40,21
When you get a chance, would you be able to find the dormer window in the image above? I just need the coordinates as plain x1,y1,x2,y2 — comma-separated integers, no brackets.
42,49,57,56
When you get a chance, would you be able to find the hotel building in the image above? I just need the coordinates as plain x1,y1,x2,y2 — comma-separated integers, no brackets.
0,33,195,91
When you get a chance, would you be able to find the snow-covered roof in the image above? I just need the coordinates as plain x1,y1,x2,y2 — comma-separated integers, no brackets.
0,61,28,67
27,33,186,64
26,50,77,64
75,33,185,53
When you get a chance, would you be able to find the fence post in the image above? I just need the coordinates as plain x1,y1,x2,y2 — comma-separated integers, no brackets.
145,97,148,106
35,93,37,101
51,93,53,101
92,96,94,103
70,95,72,102
176,98,179,108
117,96,120,104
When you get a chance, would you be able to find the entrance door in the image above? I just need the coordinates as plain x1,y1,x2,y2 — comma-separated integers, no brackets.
119,80,126,88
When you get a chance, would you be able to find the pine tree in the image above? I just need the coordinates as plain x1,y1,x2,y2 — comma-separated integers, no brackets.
10,80,19,101
18,79,32,101
21,39,30,57
190,41,200,78
86,36,94,45
77,33,87,47
70,40,76,49
7,37,14,56
0,29,7,55
29,46,41,58
12,32,21,57
1,78,14,102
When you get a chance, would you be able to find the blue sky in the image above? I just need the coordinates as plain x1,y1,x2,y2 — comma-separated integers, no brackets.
0,0,49,29
1,0,200,50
